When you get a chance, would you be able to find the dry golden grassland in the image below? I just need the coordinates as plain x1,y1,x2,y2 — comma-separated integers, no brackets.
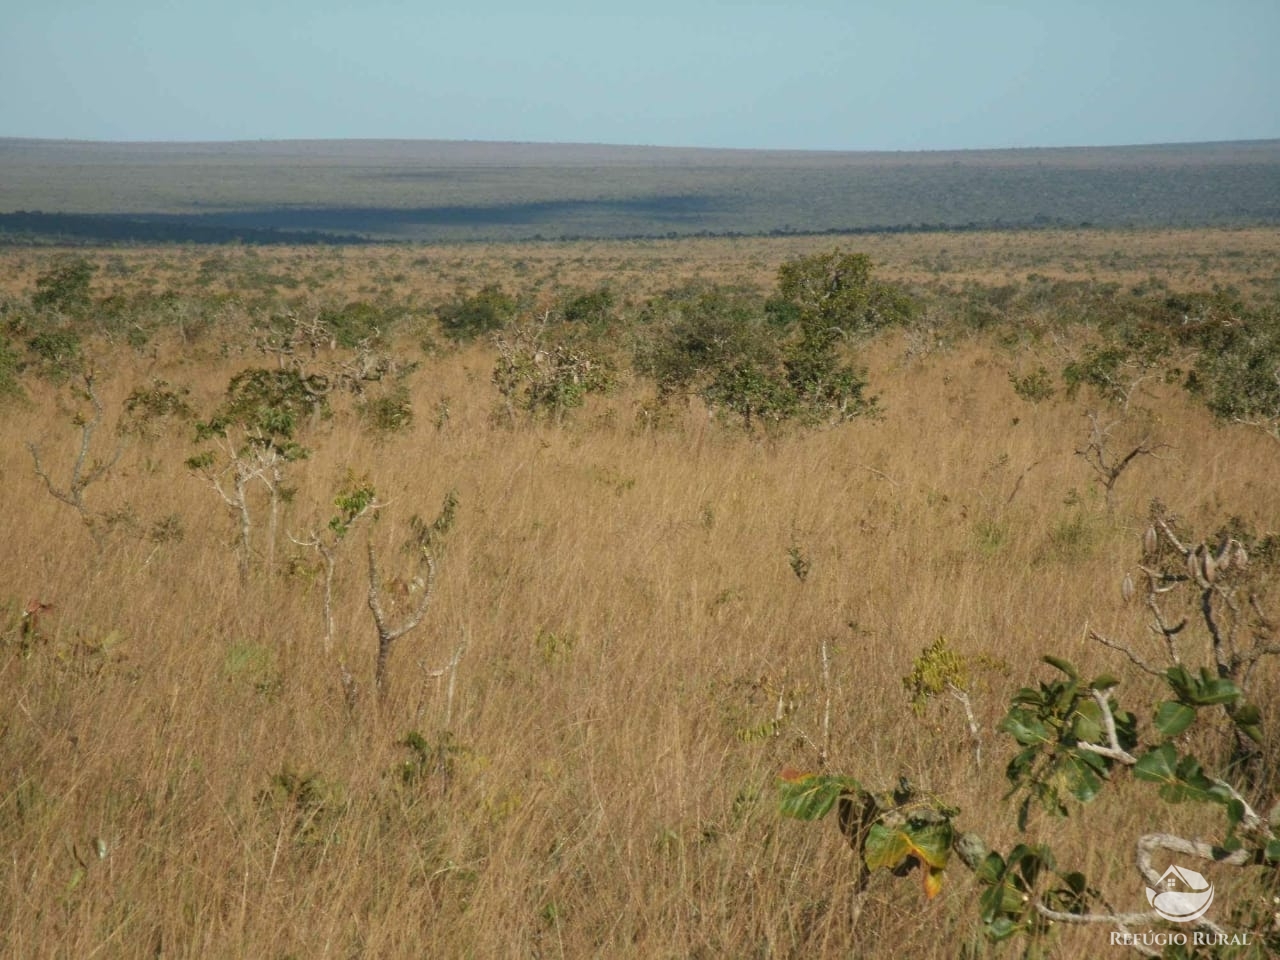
3,225,1279,305
2,230,1278,958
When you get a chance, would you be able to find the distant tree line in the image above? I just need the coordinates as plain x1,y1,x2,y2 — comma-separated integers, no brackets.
0,210,1122,248
0,211,373,246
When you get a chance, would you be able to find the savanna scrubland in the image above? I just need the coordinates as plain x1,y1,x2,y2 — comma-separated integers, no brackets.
2,228,1279,958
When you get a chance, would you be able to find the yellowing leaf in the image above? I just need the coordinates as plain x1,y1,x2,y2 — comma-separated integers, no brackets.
923,865,945,899
864,820,953,898
864,823,913,872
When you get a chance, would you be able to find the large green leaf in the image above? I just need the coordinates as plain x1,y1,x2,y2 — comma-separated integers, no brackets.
999,710,1051,747
1059,752,1103,804
1004,744,1039,783
1051,678,1081,715
1011,843,1054,885
1160,761,1213,804
1164,664,1194,698
1133,744,1219,803
1154,700,1197,738
1042,655,1079,680
983,915,1022,942
975,852,1006,885
1192,675,1243,706
905,820,954,871
976,844,1051,933
1166,665,1242,706
776,770,860,821
1009,685,1047,708
1133,743,1177,784
1231,701,1263,744
1070,697,1104,743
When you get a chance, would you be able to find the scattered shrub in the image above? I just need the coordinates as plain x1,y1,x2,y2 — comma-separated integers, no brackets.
32,256,95,313
0,336,21,400
24,329,82,382
493,317,614,424
774,249,915,337
121,378,193,438
197,368,329,446
358,382,414,435
556,285,615,326
437,284,518,341
1010,365,1055,403
319,300,389,348
636,277,879,428
1186,306,1280,440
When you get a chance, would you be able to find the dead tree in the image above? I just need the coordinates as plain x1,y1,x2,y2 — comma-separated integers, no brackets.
1094,502,1280,779
290,491,382,654
366,541,437,700
27,371,124,549
1075,409,1168,513
188,430,290,584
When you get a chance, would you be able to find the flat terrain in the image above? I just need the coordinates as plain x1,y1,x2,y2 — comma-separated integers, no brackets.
3,225,1279,304
2,137,1278,242
2,230,1278,957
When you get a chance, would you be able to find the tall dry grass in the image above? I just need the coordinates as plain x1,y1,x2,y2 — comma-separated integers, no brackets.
3,225,1279,306
1,238,1278,958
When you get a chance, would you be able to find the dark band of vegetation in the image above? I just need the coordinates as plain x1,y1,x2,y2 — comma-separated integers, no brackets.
0,211,374,246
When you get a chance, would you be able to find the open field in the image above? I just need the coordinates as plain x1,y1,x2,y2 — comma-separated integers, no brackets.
2,230,1279,957
3,138,1279,242
2,226,1279,305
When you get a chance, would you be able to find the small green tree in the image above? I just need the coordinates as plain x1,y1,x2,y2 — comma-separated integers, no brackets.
774,249,914,340
1010,365,1056,404
188,368,323,582
1059,337,1171,513
198,367,329,450
318,301,390,348
23,329,83,383
290,473,381,654
772,250,906,423
364,490,458,702
120,378,193,439
635,287,773,399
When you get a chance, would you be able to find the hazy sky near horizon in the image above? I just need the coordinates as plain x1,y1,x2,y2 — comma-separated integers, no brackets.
3,0,1277,152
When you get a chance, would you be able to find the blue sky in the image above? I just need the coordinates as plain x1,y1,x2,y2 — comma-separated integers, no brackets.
3,0,1277,151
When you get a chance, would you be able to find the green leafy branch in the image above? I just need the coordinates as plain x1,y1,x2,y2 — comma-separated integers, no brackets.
779,649,1279,953
777,770,955,900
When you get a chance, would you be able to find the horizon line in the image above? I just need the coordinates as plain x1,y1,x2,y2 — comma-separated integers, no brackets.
4,134,1279,156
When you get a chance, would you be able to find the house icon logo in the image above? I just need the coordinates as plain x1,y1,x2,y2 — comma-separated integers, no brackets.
1146,865,1214,922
